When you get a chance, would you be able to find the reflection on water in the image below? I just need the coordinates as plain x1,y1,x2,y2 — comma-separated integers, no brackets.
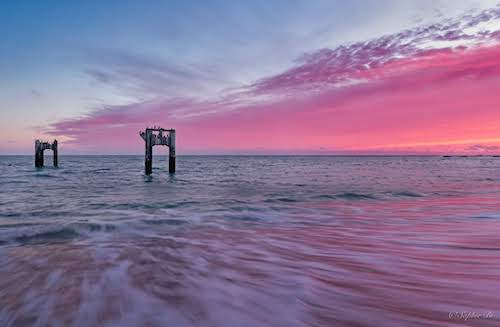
1,156,500,326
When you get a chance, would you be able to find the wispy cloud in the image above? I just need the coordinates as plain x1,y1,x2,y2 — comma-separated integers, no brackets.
47,5,500,154
83,49,234,100
467,144,500,151
251,5,500,94
30,89,42,99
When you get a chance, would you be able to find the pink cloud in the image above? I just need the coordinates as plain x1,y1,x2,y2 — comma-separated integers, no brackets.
47,6,500,154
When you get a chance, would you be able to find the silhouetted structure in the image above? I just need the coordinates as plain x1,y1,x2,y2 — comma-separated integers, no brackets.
35,140,58,168
139,127,176,175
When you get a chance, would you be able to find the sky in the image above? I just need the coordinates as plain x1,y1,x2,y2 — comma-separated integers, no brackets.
1,0,500,155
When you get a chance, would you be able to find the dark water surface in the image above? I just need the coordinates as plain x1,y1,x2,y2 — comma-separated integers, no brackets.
1,155,500,326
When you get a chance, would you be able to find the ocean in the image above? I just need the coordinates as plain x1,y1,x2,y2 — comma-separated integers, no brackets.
0,155,499,326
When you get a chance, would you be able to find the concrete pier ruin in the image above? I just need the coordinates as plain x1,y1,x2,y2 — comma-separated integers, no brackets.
139,127,176,175
35,140,58,168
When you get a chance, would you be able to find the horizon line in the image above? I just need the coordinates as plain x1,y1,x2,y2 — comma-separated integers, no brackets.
1,153,500,157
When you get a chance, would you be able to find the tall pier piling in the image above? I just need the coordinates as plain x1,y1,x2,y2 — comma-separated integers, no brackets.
169,130,176,173
35,139,58,168
139,127,176,175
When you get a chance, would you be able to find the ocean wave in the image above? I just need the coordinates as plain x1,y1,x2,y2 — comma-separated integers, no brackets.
470,213,500,220
334,192,377,200
141,219,189,225
0,222,44,229
228,215,261,222
390,191,424,198
110,201,200,210
311,194,336,200
264,197,298,203
15,228,80,244
0,222,119,245
33,173,58,178
0,212,23,218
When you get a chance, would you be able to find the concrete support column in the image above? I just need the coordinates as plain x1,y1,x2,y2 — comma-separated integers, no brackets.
52,140,58,167
35,140,44,168
145,130,153,175
169,130,176,173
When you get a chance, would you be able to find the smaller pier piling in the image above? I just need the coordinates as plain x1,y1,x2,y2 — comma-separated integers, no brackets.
35,139,58,168
139,127,176,175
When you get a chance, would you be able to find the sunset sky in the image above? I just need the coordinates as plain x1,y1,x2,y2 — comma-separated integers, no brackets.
1,0,500,154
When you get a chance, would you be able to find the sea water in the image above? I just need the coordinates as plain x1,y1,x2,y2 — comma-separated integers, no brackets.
0,155,499,326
